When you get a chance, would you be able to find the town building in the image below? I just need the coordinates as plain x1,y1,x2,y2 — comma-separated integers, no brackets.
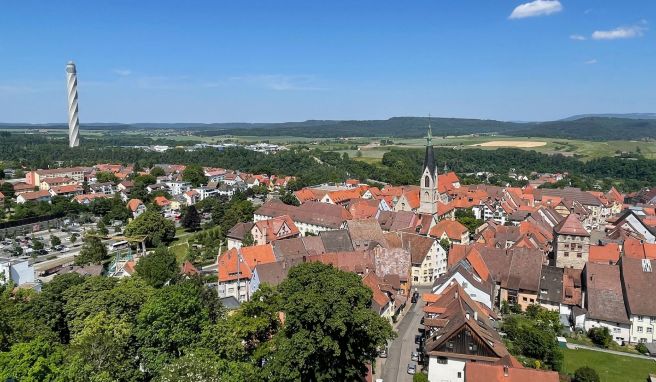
553,214,590,269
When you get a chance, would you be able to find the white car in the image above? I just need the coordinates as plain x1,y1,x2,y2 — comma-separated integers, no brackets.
407,363,416,374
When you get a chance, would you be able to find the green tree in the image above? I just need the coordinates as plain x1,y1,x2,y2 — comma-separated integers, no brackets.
75,232,108,265
70,233,79,244
588,327,612,348
280,191,300,206
182,164,207,187
242,232,254,247
32,239,44,251
125,209,176,247
439,237,451,253
65,312,140,382
157,349,256,382
263,262,395,381
0,337,66,381
135,246,179,288
0,182,15,200
50,235,61,247
135,282,211,375
180,205,201,232
574,366,600,382
95,171,118,184
29,273,85,343
96,220,108,236
636,342,649,354
150,166,166,177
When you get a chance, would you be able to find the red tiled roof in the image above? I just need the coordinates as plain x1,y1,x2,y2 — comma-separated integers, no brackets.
429,219,468,241
181,261,199,276
554,214,589,236
589,243,621,264
465,362,558,382
623,237,656,260
153,196,171,207
217,244,276,282
19,190,51,200
253,215,300,243
362,272,390,310
49,184,82,194
127,198,144,212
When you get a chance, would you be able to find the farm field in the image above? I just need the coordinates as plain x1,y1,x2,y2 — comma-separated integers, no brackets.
561,348,656,382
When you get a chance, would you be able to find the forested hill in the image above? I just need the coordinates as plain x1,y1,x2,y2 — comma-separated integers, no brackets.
3,116,656,140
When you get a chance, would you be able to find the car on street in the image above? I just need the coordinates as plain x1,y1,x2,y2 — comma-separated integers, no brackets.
378,347,388,358
411,351,419,361
407,363,416,374
411,291,419,303
415,335,422,344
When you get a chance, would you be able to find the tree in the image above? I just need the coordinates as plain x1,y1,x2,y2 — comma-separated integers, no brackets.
157,349,256,382
636,342,649,354
135,282,211,375
501,312,563,371
413,373,429,382
150,166,166,177
95,171,118,184
135,246,179,288
0,337,66,381
588,327,612,348
65,312,140,382
32,239,44,251
574,366,600,382
263,262,395,381
0,182,13,200
180,205,201,232
242,232,254,247
125,209,176,247
50,235,61,247
280,191,300,206
439,237,451,253
75,232,108,265
29,273,85,343
182,164,207,187
96,220,108,236
70,233,79,244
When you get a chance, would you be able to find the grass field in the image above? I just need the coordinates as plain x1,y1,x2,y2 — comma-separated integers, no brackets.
562,348,656,382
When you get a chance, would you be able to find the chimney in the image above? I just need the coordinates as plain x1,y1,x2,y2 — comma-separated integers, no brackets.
503,365,509,377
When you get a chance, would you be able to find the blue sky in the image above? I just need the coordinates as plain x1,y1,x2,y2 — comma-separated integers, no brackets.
0,0,654,123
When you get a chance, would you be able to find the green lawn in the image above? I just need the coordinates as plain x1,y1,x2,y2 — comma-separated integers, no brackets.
562,348,656,382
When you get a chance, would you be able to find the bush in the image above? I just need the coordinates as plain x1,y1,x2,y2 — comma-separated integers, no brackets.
636,342,649,354
573,366,600,382
587,327,612,348
413,373,428,382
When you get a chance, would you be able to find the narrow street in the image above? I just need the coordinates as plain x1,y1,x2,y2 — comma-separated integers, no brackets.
379,287,430,382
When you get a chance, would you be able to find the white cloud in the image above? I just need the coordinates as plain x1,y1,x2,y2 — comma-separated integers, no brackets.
113,69,132,76
584,59,598,64
592,23,647,40
570,34,587,41
509,0,562,19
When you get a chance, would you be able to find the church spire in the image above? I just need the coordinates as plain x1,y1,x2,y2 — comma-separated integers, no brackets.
427,113,433,146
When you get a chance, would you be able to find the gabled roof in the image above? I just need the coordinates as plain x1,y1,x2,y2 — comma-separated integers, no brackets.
254,261,292,287
346,219,388,249
217,244,276,282
319,230,354,252
127,198,144,212
153,196,171,207
623,237,656,260
429,219,469,241
19,190,52,200
306,251,375,274
620,257,656,316
400,232,436,264
538,265,563,304
181,261,199,276
252,215,299,243
584,262,630,324
465,362,558,382
362,272,391,313
255,200,351,229
554,214,589,236
589,243,621,264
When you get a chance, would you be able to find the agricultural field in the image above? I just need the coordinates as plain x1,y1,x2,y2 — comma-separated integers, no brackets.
561,348,656,382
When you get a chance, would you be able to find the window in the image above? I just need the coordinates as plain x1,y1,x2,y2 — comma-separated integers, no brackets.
457,372,462,378
424,176,430,188
647,327,653,334
577,253,582,258
613,328,621,333
436,357,448,364
564,252,569,257
523,297,528,302
638,316,644,322
637,327,643,333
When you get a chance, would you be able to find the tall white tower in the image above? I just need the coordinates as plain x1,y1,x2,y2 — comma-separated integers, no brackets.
66,61,80,147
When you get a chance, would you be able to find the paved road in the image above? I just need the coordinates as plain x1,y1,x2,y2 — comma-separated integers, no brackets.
566,343,655,360
380,288,430,382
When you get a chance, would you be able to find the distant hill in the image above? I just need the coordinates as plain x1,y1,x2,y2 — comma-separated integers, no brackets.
562,113,656,121
2,115,656,141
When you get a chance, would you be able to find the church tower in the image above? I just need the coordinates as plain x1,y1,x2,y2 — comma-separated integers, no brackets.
419,118,439,214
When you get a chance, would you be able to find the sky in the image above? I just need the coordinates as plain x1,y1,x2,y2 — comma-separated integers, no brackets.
0,0,654,123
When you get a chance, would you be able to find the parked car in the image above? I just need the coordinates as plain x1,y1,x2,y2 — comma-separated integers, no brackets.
378,347,388,358
411,351,420,361
407,363,416,375
415,335,422,344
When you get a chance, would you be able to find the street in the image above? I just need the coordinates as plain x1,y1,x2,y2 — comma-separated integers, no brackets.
379,287,430,382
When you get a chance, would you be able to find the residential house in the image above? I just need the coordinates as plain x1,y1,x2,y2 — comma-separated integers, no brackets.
620,257,656,343
183,190,199,206
251,215,300,246
432,259,495,310
553,214,590,269
429,220,470,245
72,193,112,205
226,222,255,250
127,199,146,218
39,176,76,191
401,232,446,285
165,181,192,196
463,362,558,382
217,244,277,302
589,242,621,265
583,262,631,344
0,257,35,286
537,265,564,312
89,182,115,195
26,166,89,186
16,190,52,204
254,200,351,236
362,272,395,322
49,184,83,198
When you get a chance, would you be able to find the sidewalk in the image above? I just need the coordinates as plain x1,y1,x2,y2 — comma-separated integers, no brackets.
566,343,655,360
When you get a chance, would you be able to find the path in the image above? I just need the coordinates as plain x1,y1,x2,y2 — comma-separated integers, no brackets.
566,343,655,360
